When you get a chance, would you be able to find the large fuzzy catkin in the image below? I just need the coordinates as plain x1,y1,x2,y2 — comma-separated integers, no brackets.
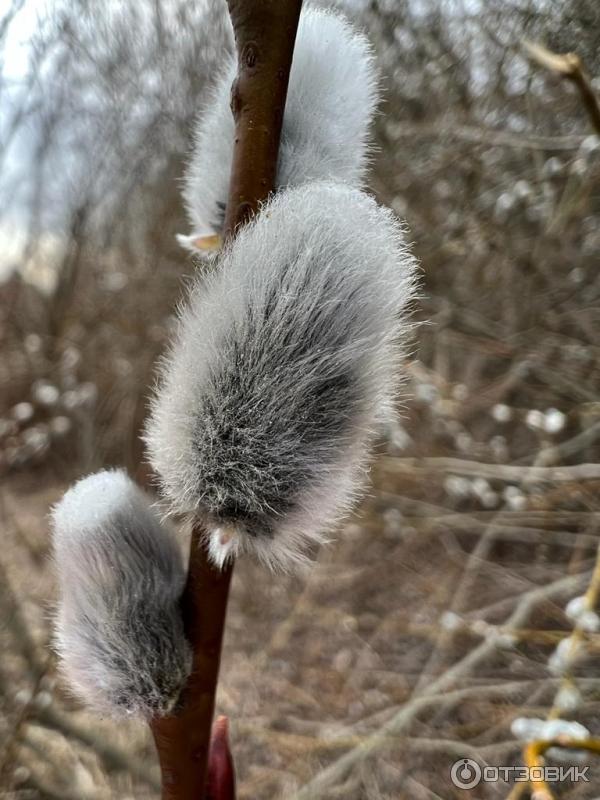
51,470,192,718
146,181,418,572
177,6,378,253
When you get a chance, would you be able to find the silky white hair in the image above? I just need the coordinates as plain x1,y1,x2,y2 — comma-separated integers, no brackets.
51,469,192,718
146,181,418,573
177,5,379,252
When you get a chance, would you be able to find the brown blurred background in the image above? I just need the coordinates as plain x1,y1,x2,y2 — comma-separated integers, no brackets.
1,0,600,797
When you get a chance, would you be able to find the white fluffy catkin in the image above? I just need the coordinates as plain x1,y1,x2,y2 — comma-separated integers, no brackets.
51,470,192,718
146,181,418,572
177,6,378,252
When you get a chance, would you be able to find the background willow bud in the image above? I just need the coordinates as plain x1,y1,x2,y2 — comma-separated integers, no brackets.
146,181,418,573
177,6,379,253
51,470,192,718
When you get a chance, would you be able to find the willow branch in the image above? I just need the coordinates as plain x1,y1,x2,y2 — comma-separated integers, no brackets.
380,455,600,483
149,2,302,798
224,0,303,233
524,737,600,800
523,41,600,136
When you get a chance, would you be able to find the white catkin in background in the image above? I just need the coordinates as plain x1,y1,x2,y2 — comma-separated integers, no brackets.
146,181,419,573
52,470,192,718
177,5,379,251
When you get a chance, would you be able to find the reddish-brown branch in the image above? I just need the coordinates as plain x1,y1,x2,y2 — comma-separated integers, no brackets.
149,1,302,798
224,0,303,233
150,533,233,799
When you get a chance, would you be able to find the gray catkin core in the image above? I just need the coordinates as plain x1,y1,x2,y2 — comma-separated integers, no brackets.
190,252,369,537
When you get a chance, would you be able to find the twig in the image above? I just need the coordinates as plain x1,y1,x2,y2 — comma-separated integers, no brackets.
549,544,600,708
35,704,161,790
520,419,600,467
381,456,600,483
149,2,302,798
411,436,574,697
290,572,589,799
524,738,600,800
510,542,600,800
523,41,600,136
384,121,585,151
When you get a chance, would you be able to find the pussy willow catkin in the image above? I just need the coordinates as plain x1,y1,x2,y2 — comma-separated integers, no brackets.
52,470,191,717
146,181,418,572
177,6,379,253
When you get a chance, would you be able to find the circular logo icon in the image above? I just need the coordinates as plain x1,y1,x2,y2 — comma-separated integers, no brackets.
451,758,482,789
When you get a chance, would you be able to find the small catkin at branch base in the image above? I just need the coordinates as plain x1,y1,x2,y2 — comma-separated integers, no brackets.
51,470,192,719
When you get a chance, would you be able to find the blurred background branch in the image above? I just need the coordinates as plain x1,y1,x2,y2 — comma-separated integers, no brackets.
523,40,600,135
